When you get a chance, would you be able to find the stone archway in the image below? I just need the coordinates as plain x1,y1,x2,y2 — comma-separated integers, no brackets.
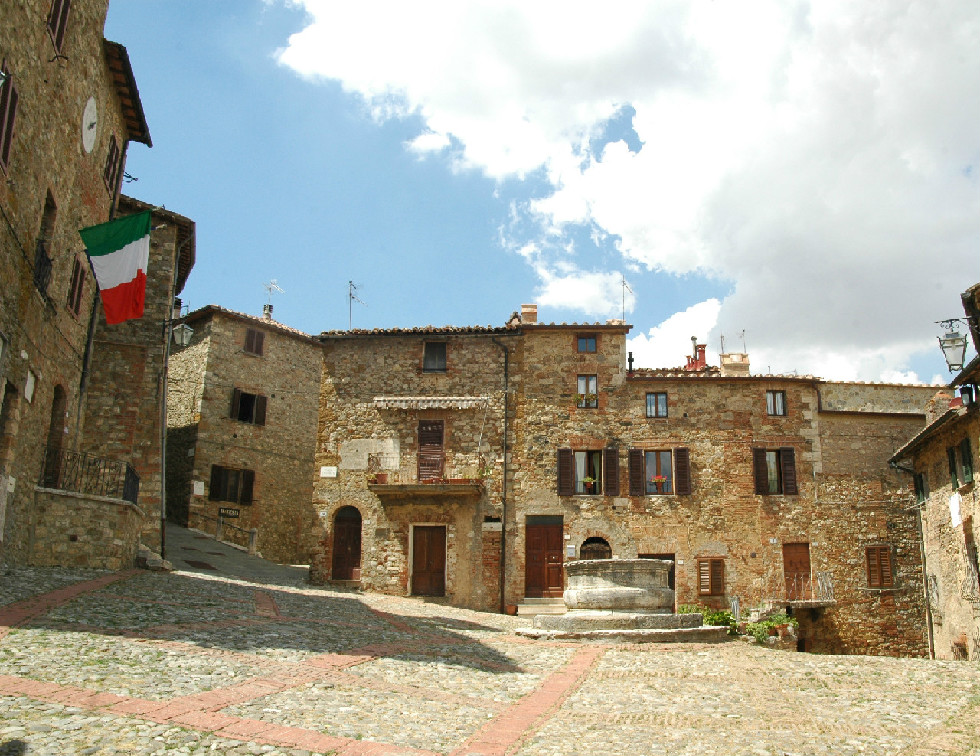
331,506,362,580
580,536,612,560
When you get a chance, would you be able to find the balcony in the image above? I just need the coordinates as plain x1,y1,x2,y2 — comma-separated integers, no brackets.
367,472,484,500
40,446,140,505
782,571,836,608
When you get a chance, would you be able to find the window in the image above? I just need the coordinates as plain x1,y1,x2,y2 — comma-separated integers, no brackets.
866,545,894,588
103,135,120,192
960,438,974,485
209,465,254,505
33,192,57,297
66,256,85,316
698,557,725,596
418,420,445,480
230,389,267,425
646,392,668,418
752,447,798,495
47,0,71,53
913,472,928,504
0,60,18,172
243,328,264,356
948,446,960,488
557,447,619,496
576,374,597,408
577,334,596,353
423,341,447,373
766,390,786,416
628,448,691,496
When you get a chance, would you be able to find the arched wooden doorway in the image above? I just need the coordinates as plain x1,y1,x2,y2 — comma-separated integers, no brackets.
580,536,612,560
331,506,362,581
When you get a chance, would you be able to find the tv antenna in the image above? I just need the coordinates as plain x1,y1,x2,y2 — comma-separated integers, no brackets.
348,280,366,329
263,279,284,304
621,275,633,322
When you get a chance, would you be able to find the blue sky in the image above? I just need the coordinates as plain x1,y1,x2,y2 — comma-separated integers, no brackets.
104,0,978,382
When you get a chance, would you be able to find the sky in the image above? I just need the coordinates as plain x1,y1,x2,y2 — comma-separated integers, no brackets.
104,0,979,383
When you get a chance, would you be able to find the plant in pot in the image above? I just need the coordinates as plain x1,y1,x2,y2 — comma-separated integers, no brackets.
580,476,597,494
649,475,667,493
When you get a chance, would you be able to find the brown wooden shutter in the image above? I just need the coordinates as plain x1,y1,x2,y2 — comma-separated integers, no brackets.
209,465,224,501
239,469,255,505
230,388,241,420
780,447,798,495
628,449,644,496
48,0,71,51
254,395,267,426
557,448,574,496
867,546,893,588
866,547,881,587
254,331,264,355
604,447,620,496
674,447,691,495
698,559,712,595
752,448,769,494
418,420,445,481
711,558,724,594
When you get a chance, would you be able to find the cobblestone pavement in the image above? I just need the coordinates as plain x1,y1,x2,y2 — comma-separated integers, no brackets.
2,527,979,756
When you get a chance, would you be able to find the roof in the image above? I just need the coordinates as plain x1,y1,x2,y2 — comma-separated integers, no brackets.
889,404,972,463
319,324,517,340
119,197,194,294
103,41,151,146
521,321,632,333
183,305,321,346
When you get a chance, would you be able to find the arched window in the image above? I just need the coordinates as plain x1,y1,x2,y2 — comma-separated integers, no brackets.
580,536,612,560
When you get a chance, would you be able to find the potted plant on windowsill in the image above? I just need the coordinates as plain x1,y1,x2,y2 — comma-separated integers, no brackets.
575,393,598,408
650,475,667,493
580,476,597,494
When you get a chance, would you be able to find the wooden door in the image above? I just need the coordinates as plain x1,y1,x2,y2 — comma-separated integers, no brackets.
332,507,362,580
412,525,446,596
418,420,444,481
525,523,564,598
783,542,811,600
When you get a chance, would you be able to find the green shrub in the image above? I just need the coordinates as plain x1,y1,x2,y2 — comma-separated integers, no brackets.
677,604,737,635
744,613,799,644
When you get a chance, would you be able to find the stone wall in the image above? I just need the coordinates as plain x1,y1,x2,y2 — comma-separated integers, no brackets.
168,308,322,564
29,488,144,570
0,2,152,564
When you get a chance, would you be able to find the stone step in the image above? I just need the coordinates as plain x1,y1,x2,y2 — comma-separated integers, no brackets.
516,599,566,616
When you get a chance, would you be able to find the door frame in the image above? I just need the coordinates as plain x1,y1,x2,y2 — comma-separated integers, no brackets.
331,505,362,581
408,522,448,596
524,516,565,598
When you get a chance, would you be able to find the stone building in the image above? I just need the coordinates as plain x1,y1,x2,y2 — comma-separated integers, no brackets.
890,282,980,660
0,1,188,568
165,305,323,564
307,304,937,654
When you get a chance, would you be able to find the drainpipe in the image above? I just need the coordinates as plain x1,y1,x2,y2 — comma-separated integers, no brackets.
891,460,935,659
491,337,509,614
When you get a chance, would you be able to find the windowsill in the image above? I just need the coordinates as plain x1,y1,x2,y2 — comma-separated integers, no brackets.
859,586,904,593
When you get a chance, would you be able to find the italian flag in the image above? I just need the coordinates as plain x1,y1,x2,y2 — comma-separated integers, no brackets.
79,210,151,325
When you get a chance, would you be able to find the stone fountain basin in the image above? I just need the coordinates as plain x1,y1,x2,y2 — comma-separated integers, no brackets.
563,558,675,611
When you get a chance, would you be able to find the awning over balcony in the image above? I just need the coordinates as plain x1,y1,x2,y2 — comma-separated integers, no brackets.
373,396,490,410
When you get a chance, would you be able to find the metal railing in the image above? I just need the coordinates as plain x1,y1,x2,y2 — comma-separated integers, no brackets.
784,571,835,603
192,511,259,555
40,446,139,505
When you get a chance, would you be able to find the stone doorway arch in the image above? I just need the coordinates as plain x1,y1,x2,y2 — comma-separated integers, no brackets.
331,506,362,581
580,536,612,560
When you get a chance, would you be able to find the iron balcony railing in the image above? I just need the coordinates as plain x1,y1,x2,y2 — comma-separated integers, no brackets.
41,446,139,505
784,571,835,603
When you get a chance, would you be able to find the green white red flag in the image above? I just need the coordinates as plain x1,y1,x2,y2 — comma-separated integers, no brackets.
79,210,151,325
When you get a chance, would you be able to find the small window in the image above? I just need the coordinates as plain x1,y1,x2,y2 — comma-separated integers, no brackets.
913,472,928,504
576,374,597,408
574,449,602,494
423,341,447,373
644,450,673,494
66,256,85,316
33,192,57,297
209,465,254,505
752,447,798,495
766,390,786,416
698,557,725,596
960,438,974,484
577,334,596,353
866,545,894,588
0,60,18,172
103,135,120,192
230,389,267,426
243,328,264,356
948,446,960,488
646,392,667,418
47,0,71,53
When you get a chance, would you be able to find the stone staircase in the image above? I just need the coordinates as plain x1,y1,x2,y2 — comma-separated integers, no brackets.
516,598,566,616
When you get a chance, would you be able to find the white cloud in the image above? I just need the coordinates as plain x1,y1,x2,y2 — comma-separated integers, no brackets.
276,0,980,381
628,299,722,369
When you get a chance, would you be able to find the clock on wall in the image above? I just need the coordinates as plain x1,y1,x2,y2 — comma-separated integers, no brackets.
81,96,97,154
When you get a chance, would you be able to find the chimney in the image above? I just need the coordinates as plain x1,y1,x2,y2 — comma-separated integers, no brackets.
684,341,707,371
720,352,750,377
171,297,182,320
262,303,273,320
521,304,537,324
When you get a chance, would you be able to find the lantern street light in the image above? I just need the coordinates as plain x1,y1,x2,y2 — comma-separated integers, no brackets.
937,320,968,373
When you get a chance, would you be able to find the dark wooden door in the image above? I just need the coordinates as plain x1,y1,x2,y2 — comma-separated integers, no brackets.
412,525,446,596
783,542,811,600
332,507,362,580
525,523,564,598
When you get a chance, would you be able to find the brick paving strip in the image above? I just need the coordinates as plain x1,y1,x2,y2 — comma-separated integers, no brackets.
0,572,604,755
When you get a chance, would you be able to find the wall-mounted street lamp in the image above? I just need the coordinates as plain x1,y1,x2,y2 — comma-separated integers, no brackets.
937,319,969,373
